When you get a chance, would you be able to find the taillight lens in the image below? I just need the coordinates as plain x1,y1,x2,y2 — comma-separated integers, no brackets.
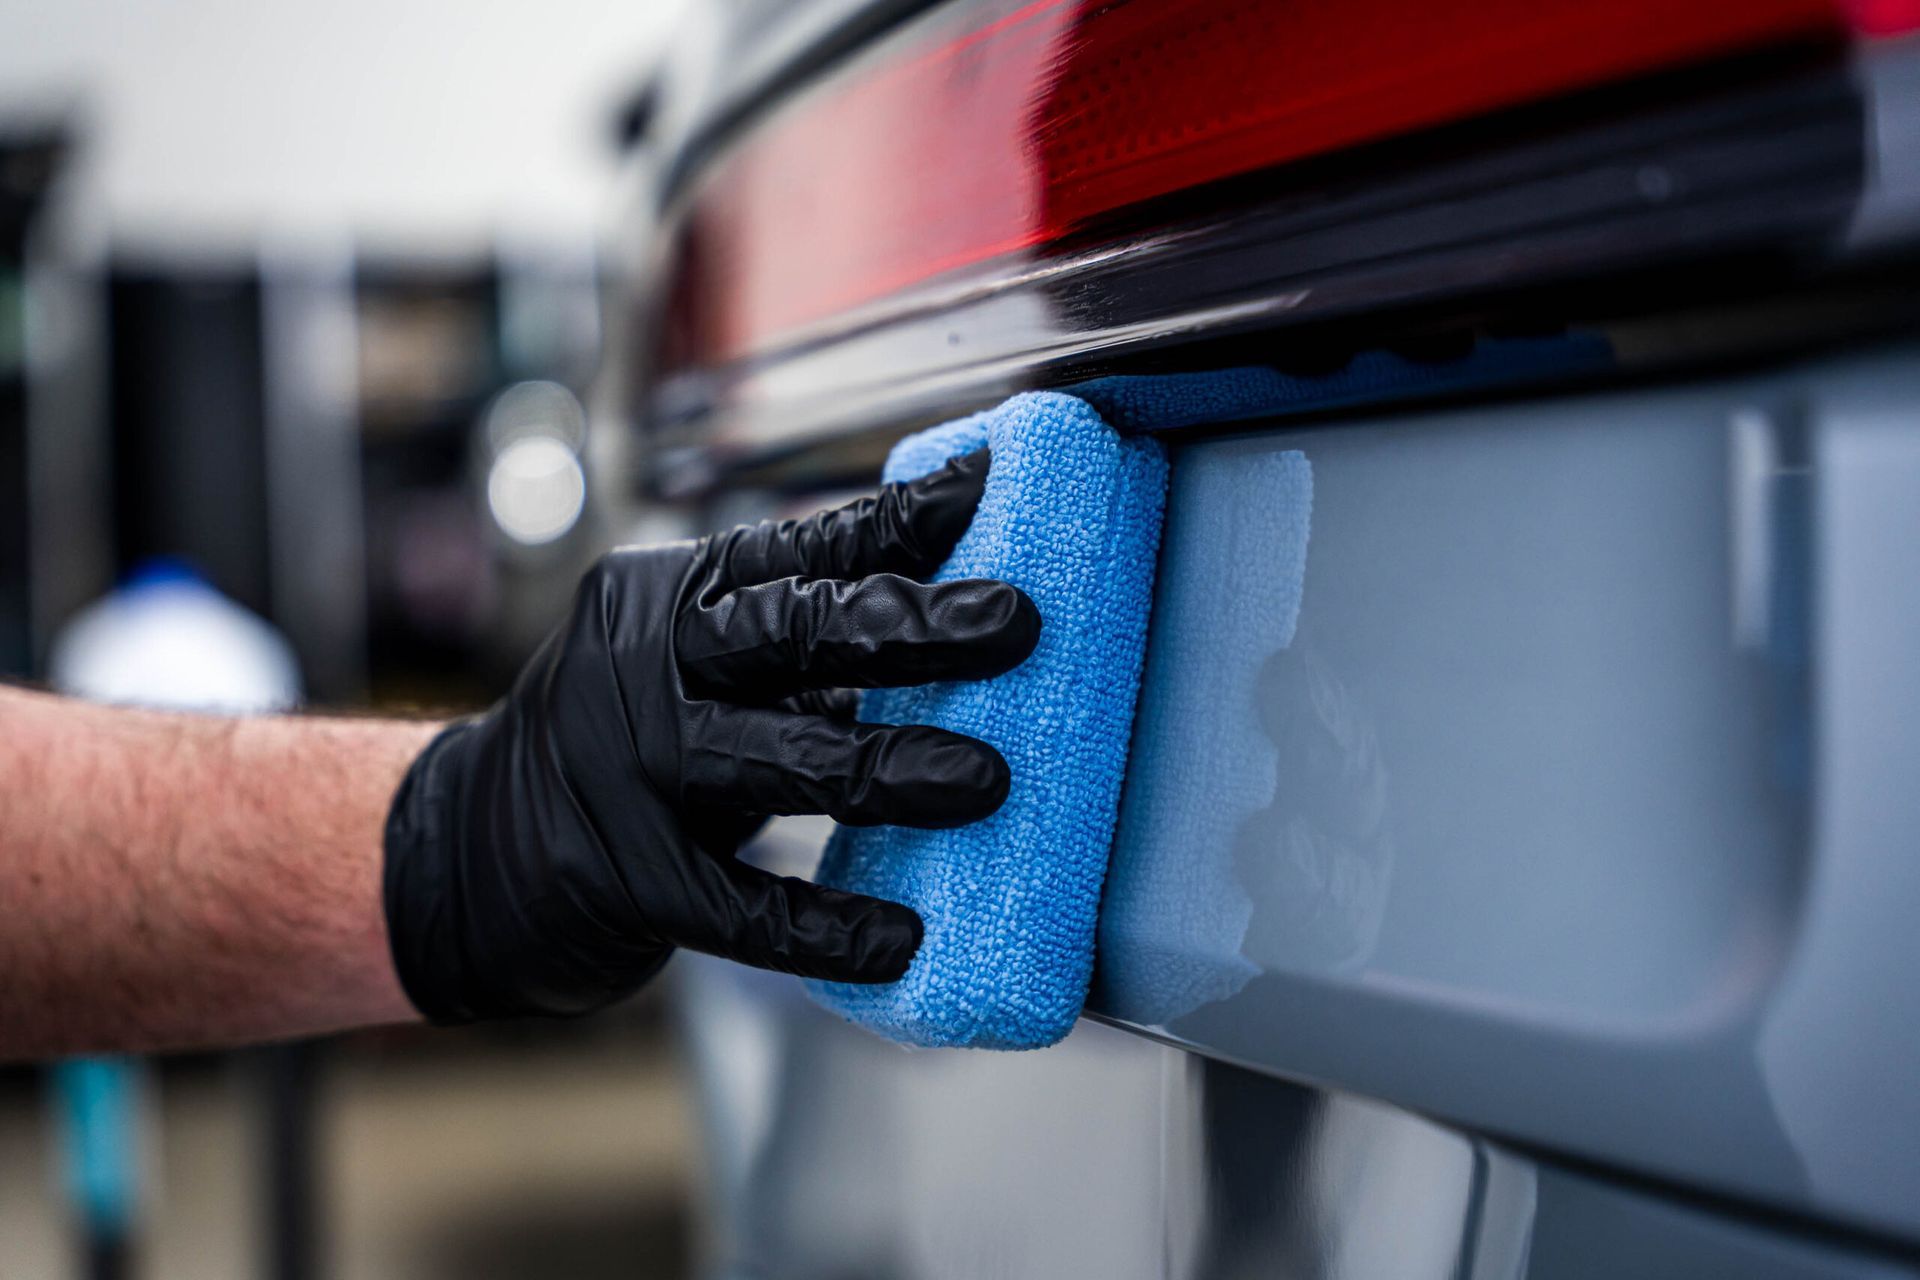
1851,0,1920,35
663,0,1902,372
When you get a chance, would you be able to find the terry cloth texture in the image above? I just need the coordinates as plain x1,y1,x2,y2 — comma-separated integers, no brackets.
807,391,1169,1049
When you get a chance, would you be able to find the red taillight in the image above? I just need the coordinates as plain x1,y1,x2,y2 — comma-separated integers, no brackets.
1850,0,1920,34
666,0,1883,369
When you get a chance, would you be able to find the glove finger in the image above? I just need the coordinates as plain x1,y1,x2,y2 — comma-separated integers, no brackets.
679,573,1039,701
684,858,922,984
681,805,770,860
779,688,859,721
704,449,988,591
683,702,1010,828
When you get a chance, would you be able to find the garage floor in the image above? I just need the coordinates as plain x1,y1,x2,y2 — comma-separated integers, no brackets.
0,1024,697,1279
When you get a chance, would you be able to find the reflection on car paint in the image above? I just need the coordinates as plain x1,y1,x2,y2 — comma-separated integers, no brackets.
681,952,1912,1278
1097,448,1313,1024
681,349,1920,1267
1086,364,1920,1230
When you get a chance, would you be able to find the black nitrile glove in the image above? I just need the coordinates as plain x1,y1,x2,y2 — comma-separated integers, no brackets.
383,449,1036,1023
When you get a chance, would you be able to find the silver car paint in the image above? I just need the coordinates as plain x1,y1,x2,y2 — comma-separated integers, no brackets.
676,339,1920,1275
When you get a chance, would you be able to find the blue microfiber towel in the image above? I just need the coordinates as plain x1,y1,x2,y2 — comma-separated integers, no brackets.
807,392,1169,1049
805,334,1603,1049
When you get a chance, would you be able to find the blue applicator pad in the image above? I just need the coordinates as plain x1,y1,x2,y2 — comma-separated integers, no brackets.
807,392,1170,1049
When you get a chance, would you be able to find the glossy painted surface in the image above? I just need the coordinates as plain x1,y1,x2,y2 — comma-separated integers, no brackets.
625,4,1920,1270
678,946,1917,1279
672,340,1920,1276
1093,339,1920,1239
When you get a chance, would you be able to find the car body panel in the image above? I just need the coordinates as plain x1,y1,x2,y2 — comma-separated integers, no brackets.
680,340,1920,1270
611,3,1920,1274
1095,339,1920,1239
679,949,1919,1279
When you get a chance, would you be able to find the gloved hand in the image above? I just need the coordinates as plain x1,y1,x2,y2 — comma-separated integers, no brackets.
383,449,1036,1023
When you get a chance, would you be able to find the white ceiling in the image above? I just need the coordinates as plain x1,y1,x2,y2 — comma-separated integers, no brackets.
0,0,688,256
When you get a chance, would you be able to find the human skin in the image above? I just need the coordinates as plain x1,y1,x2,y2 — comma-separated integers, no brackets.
0,684,434,1060
0,453,1024,1058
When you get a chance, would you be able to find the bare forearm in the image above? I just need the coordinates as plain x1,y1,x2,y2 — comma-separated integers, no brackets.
0,686,436,1059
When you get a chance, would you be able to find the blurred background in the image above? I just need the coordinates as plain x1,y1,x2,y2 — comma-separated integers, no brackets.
0,2,700,1276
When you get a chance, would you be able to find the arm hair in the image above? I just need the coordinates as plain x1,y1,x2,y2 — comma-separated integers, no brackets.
0,685,434,1059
